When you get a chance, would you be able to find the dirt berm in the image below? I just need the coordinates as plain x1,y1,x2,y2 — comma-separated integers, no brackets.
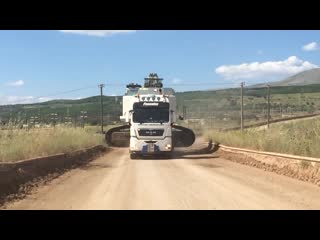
0,145,108,203
217,147,320,187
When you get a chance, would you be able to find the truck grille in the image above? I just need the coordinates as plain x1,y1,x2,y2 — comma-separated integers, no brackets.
138,129,164,136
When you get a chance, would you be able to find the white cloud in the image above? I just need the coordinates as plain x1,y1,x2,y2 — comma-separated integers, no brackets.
6,80,25,87
257,50,264,55
0,96,48,105
215,56,318,83
61,96,84,100
302,42,319,51
0,96,34,105
172,78,182,84
37,97,52,102
59,30,136,37
0,95,89,105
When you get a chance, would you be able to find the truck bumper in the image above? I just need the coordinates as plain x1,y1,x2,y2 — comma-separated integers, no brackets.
129,137,173,154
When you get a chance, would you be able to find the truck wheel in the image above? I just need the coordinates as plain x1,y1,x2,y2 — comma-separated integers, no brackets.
130,153,137,159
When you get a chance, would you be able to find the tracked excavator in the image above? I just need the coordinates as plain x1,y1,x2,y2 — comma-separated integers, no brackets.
105,73,195,159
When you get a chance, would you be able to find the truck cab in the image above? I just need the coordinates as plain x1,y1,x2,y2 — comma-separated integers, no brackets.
129,95,175,158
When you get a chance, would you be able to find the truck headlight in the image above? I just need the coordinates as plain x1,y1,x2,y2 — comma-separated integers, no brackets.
165,144,172,150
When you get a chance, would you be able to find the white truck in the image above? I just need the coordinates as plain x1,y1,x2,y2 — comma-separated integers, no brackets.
106,73,195,159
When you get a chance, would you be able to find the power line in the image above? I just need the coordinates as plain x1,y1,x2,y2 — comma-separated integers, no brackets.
1,79,275,107
38,86,98,98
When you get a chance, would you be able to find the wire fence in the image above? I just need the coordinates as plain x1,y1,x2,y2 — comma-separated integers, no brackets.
1,83,319,132
175,84,320,133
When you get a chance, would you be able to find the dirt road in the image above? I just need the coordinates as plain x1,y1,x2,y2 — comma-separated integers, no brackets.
4,144,320,210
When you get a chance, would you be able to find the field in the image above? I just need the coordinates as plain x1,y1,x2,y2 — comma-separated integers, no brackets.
204,116,320,158
2,84,320,161
0,126,105,162
176,85,320,130
2,84,320,130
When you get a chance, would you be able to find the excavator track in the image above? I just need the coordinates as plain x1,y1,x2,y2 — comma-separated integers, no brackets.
105,125,130,147
172,125,196,147
106,124,195,148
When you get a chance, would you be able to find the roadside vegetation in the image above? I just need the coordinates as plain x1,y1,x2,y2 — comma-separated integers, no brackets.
0,126,105,162
205,117,320,158
2,84,320,129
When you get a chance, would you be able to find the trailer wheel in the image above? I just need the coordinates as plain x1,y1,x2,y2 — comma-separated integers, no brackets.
130,153,137,159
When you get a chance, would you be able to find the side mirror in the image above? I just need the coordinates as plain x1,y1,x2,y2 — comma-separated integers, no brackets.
179,115,184,120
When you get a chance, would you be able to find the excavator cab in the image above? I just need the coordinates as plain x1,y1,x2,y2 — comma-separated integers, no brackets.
144,73,163,88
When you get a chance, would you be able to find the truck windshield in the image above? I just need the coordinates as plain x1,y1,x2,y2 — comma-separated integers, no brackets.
132,108,169,123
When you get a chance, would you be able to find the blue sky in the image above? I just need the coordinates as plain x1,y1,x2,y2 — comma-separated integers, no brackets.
0,30,319,105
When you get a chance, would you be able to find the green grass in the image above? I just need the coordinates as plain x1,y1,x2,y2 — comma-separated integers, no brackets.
2,84,320,128
0,127,105,162
204,117,320,158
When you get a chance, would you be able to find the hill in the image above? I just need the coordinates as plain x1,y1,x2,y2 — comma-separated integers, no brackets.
2,84,320,128
0,96,122,125
251,68,320,88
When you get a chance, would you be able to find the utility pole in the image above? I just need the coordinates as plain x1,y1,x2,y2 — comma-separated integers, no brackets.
107,114,110,125
64,108,72,127
80,111,87,128
182,105,187,120
50,113,58,128
240,82,244,132
211,112,214,129
38,108,41,126
99,84,105,133
267,84,270,129
182,105,188,127
73,115,77,128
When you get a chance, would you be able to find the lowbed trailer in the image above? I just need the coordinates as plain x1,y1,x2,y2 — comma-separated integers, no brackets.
106,73,195,159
